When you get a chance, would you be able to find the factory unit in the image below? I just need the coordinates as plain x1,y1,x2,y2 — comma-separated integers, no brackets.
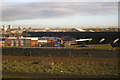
5,37,62,47
38,37,61,47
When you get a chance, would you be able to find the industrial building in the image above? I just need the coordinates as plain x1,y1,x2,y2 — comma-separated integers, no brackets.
4,37,62,47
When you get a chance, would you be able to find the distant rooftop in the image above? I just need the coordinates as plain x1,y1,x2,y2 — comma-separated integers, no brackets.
5,36,59,40
39,37,59,40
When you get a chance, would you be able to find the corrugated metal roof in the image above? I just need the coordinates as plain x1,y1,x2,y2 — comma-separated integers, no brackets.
6,37,58,40
75,39,90,42
8,37,38,40
39,37,59,40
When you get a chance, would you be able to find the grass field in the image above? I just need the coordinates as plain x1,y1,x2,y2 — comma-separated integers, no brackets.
2,56,119,78
2,44,119,78
2,44,120,51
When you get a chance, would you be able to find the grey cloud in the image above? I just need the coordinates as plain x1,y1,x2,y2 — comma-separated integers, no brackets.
2,2,118,21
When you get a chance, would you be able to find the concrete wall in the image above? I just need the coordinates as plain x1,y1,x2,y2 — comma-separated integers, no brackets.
2,48,119,58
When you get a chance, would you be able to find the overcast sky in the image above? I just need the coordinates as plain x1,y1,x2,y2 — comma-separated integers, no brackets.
0,1,118,28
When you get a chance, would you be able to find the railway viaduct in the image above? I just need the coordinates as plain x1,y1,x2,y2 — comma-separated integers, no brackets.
22,32,120,46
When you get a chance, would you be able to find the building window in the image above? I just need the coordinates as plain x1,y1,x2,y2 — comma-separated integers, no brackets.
16,40,20,46
41,42,43,47
33,42,36,47
21,40,25,46
7,40,10,46
11,40,15,46
54,41,58,44
46,42,48,47
50,41,52,47
54,41,58,47
26,40,30,46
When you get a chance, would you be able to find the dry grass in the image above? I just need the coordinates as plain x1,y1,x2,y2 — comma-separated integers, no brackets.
2,56,119,78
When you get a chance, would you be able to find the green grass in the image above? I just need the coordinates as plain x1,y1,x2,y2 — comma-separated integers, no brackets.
3,74,25,78
2,44,119,50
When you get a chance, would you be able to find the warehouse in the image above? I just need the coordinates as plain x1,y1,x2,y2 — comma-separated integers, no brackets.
38,37,61,47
